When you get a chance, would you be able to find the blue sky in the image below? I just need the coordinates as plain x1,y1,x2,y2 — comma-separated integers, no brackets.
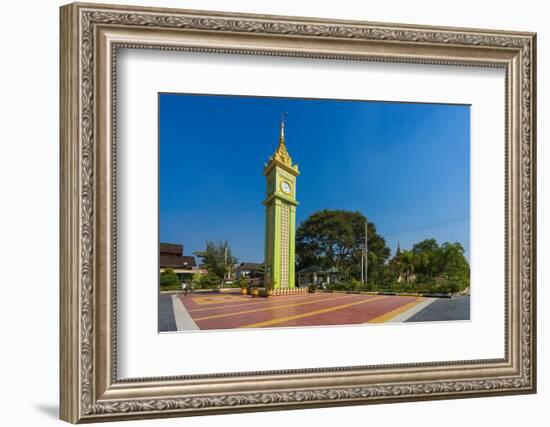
159,93,470,263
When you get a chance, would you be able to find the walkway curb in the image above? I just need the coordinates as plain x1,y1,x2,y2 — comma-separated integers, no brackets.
381,298,437,323
172,295,199,331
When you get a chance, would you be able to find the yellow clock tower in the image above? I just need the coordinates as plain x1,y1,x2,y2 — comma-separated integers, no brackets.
263,113,300,295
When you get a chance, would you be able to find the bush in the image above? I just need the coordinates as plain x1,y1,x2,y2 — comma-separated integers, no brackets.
349,278,362,291
360,276,467,295
238,276,250,288
191,272,203,289
189,272,221,289
198,274,221,289
160,268,180,290
222,281,241,288
327,281,360,292
364,281,374,292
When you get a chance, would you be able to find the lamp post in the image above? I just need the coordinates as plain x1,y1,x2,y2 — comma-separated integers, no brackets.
360,250,364,286
222,245,228,289
364,217,368,285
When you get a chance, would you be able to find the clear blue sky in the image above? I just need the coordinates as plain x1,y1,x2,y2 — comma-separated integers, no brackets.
159,93,470,263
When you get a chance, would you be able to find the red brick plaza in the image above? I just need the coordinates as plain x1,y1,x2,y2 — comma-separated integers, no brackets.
179,291,429,330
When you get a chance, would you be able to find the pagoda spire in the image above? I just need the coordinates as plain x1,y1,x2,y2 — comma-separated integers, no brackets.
267,112,298,172
279,111,287,144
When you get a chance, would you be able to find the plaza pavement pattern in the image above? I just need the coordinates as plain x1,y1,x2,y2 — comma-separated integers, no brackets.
160,291,455,332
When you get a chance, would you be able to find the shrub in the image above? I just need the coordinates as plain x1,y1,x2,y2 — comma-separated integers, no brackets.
328,281,359,292
349,278,362,291
191,272,203,289
223,281,241,288
160,268,180,290
199,274,221,289
238,276,250,288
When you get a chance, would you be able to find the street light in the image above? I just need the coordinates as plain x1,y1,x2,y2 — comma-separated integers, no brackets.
360,249,364,286
360,217,368,287
364,217,368,285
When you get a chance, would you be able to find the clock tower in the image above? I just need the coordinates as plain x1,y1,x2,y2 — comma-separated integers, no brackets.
263,114,299,294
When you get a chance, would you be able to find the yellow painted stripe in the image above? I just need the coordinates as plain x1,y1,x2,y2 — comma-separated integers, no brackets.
190,296,245,306
367,298,424,323
238,296,387,328
188,293,316,313
193,294,360,321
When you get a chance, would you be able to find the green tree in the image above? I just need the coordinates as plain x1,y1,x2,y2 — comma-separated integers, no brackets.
399,250,417,283
189,272,221,289
388,239,470,293
296,210,390,281
160,268,179,290
194,240,238,280
199,273,222,289
191,272,203,289
411,238,440,276
250,263,264,279
439,242,470,291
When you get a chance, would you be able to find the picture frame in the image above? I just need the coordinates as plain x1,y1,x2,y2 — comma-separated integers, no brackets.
59,2,537,423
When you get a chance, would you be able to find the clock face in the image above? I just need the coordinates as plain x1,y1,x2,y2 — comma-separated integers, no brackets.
280,181,291,194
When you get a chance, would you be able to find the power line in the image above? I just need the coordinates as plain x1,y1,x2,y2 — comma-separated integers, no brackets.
384,216,470,237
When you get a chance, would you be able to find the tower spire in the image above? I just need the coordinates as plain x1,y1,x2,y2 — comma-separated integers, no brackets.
279,112,287,145
267,112,298,172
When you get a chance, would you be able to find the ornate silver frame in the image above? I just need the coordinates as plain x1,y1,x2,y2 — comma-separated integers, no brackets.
60,2,537,423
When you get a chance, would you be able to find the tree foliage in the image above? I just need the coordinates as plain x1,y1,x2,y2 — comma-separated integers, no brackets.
389,239,470,292
191,272,203,288
193,240,238,280
189,271,222,289
389,249,416,283
250,263,264,279
296,211,470,294
296,209,390,281
160,268,179,290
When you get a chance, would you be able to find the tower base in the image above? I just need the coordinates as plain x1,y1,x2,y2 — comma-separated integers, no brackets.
270,287,308,296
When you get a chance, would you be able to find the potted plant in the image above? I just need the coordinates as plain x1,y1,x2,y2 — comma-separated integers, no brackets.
239,276,249,295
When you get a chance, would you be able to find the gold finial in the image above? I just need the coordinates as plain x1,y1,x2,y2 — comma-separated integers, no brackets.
280,112,287,144
265,113,299,174
272,112,297,169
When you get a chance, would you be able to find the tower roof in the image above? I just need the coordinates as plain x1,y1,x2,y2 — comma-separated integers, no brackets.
265,113,299,174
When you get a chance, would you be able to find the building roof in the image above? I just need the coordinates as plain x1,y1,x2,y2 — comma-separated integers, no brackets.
159,242,195,269
160,254,196,269
236,262,262,272
160,242,183,256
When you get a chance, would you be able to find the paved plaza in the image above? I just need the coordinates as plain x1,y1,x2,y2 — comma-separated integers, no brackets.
158,290,466,332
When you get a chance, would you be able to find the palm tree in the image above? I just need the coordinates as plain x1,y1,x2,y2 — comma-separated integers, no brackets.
400,250,416,283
